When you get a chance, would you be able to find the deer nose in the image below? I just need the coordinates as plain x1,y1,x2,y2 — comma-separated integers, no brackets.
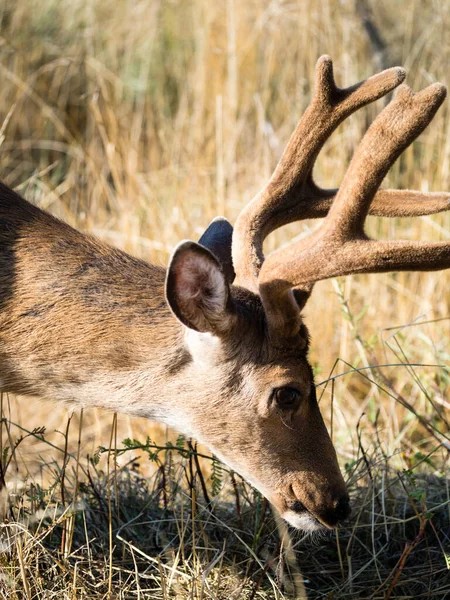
334,494,351,523
316,493,351,528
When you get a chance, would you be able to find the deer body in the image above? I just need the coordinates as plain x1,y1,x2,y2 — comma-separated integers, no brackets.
1,57,450,531
0,185,172,408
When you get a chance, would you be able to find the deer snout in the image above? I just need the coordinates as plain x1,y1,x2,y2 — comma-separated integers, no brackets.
274,479,351,531
280,492,350,530
286,492,350,528
313,493,351,527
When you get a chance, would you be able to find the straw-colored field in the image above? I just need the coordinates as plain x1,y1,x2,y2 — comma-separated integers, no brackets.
1,1,449,598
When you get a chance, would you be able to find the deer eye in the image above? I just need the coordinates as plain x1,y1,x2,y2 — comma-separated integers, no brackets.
273,387,302,410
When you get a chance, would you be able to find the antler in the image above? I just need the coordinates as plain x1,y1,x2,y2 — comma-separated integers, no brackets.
259,82,448,336
232,56,450,299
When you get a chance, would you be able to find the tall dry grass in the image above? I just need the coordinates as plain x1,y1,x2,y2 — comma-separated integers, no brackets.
0,0,449,598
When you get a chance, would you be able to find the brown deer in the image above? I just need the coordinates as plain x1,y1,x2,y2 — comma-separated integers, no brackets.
1,56,449,531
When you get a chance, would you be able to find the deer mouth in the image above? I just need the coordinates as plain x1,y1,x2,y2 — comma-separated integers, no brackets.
281,500,327,532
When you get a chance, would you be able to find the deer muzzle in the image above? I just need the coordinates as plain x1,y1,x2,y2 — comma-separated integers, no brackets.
271,475,351,531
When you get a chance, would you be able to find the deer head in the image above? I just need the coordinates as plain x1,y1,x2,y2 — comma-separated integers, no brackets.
164,56,449,530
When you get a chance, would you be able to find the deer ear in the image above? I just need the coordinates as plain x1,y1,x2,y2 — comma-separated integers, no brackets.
165,241,235,334
198,217,235,284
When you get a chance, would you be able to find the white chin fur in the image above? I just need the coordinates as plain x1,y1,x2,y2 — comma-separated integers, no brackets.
282,510,326,532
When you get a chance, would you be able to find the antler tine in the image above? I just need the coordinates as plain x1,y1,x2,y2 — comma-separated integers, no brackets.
259,82,448,337
268,187,450,220
232,56,406,293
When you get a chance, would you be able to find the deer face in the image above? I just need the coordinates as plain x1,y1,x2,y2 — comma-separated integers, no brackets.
163,59,448,531
166,240,349,531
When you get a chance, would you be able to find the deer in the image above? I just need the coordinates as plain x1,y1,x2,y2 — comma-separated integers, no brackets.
1,56,449,532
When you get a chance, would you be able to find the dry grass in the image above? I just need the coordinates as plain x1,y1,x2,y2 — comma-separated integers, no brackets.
0,0,449,597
